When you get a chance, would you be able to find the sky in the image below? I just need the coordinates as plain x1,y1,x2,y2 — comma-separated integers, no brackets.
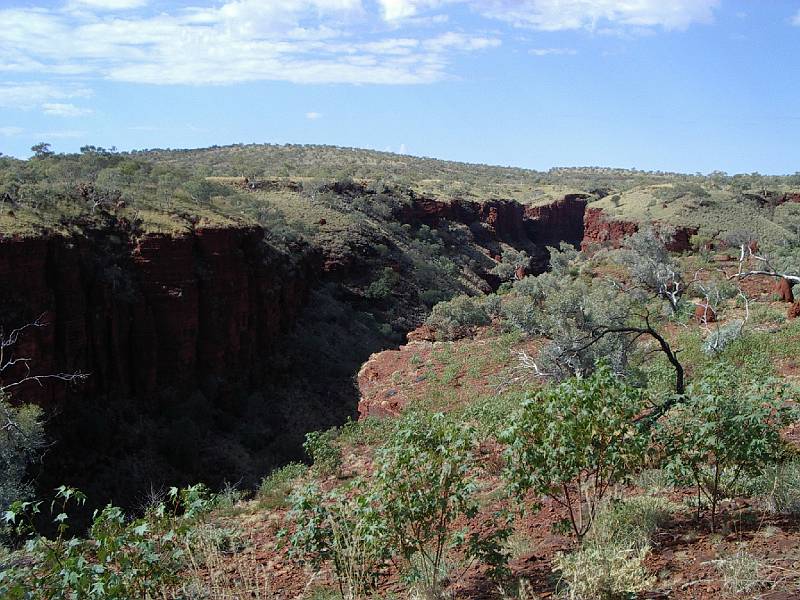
0,0,798,174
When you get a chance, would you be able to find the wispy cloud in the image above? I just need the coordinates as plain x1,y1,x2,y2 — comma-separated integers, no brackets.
792,11,800,26
305,111,323,120
68,0,149,9
0,126,24,136
529,47,577,56
0,1,498,87
477,0,720,31
42,102,93,117
32,130,87,139
0,82,92,109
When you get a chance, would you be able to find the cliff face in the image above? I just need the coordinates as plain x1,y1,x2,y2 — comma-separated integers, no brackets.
398,194,589,256
581,207,697,252
0,226,317,407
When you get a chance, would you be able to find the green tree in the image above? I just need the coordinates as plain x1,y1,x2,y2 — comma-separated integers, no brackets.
30,143,53,159
374,412,508,597
503,364,650,540
661,364,793,530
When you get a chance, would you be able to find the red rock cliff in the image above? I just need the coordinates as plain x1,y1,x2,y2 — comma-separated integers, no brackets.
0,226,317,406
581,207,697,252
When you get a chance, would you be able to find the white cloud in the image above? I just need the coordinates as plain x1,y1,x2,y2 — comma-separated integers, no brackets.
42,102,93,117
306,111,323,119
0,82,92,109
0,2,497,86
792,11,800,26
0,126,24,136
33,130,86,139
477,0,720,31
529,47,577,56
399,143,407,154
68,0,149,9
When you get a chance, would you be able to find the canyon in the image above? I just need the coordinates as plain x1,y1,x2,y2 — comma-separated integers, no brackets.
0,192,658,502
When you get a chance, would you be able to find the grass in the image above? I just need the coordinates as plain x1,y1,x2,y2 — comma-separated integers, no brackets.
256,463,307,510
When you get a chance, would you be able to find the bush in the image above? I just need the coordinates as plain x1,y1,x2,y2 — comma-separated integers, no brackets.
0,393,45,513
0,484,212,599
759,460,800,515
374,412,509,597
588,496,675,551
553,543,654,600
364,267,400,300
503,363,649,540
285,482,389,600
304,428,343,477
661,364,794,530
257,462,307,509
425,295,490,341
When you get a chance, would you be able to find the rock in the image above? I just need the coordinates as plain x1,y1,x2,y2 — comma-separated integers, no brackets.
775,278,794,303
0,226,317,406
694,303,717,324
581,207,639,250
407,325,435,342
317,218,326,225
514,265,528,280
789,301,800,320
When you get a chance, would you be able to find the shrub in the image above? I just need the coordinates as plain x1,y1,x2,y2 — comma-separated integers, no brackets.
0,393,46,513
703,320,744,355
374,412,509,597
759,460,800,515
285,482,389,600
588,496,675,551
0,484,212,599
712,550,765,595
364,267,400,300
426,295,490,341
503,363,650,540
553,543,654,600
661,365,793,530
304,428,343,477
257,462,307,509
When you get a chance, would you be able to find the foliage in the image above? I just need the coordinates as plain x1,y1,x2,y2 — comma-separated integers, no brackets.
0,393,46,515
374,412,509,597
257,462,307,510
660,364,794,530
587,496,675,551
285,481,389,600
304,428,343,477
0,484,212,599
364,267,401,300
490,248,531,282
426,295,491,341
757,460,800,516
553,543,654,600
619,227,684,311
503,364,650,539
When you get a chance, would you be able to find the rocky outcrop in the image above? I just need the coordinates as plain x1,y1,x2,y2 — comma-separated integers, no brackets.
581,208,639,250
581,207,697,252
776,278,795,303
399,194,589,253
524,194,590,248
0,226,317,407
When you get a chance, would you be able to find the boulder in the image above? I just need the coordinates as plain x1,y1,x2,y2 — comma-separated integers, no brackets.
775,278,794,303
694,303,717,324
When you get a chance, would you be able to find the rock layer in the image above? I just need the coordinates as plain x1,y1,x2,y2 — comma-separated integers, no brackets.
0,226,317,407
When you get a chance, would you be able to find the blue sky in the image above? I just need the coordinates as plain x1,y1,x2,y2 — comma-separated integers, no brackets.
0,0,798,174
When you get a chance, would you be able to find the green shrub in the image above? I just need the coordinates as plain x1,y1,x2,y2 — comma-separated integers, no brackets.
425,295,491,341
0,393,45,514
285,481,389,600
503,363,650,540
661,364,794,530
759,460,800,515
588,496,675,551
304,428,343,477
257,462,307,509
0,484,212,599
374,412,509,597
365,267,400,300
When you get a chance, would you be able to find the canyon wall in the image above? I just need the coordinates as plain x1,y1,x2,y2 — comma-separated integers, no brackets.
581,207,698,252
0,226,317,407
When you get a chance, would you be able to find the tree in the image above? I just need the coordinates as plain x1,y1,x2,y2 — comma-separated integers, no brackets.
29,143,53,159
620,227,684,312
286,482,389,600
1,317,87,511
503,364,650,540
660,365,793,531
373,412,507,597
